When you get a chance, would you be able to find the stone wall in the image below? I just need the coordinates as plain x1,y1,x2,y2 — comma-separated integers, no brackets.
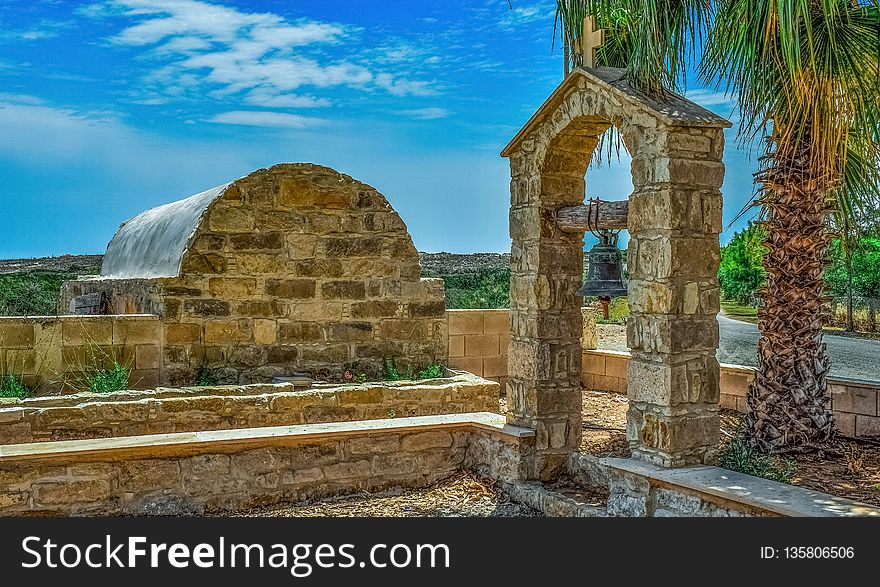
0,371,499,444
0,315,161,393
61,164,447,386
0,413,533,516
583,349,880,438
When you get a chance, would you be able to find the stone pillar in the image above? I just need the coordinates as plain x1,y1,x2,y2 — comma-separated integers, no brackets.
506,122,605,480
625,126,725,466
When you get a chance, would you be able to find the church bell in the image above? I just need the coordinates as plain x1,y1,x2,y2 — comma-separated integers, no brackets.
577,229,627,318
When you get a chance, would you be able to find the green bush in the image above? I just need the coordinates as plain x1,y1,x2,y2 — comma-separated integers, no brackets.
87,362,130,393
719,224,767,305
0,374,30,399
442,269,510,309
718,434,796,484
417,364,445,379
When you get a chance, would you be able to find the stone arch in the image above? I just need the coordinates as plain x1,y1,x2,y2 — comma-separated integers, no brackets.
503,68,730,478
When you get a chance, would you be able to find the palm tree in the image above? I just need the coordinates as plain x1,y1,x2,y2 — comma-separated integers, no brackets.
554,0,880,451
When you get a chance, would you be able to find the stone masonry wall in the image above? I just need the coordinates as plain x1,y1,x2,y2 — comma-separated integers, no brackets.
0,414,533,515
61,164,447,387
0,372,499,444
0,315,161,393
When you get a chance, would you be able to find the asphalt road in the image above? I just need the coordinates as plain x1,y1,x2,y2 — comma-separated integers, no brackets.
716,315,880,382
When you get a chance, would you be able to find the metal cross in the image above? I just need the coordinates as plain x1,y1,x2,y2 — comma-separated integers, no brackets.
582,16,604,69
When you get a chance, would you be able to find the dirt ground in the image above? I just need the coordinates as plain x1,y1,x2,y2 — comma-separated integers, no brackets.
225,472,540,517
579,389,880,506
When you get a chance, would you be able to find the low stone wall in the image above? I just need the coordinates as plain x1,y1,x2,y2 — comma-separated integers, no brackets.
0,371,499,444
600,457,880,517
0,315,161,393
0,413,533,516
582,349,880,438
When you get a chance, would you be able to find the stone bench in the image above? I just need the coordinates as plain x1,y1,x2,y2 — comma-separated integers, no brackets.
0,412,533,516
603,457,880,517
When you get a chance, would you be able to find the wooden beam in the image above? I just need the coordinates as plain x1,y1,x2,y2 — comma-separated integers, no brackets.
557,200,629,232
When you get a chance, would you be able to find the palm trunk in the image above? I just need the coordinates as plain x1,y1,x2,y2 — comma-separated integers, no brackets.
747,141,836,451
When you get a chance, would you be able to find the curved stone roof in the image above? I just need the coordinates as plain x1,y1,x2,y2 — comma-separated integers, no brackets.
101,182,233,279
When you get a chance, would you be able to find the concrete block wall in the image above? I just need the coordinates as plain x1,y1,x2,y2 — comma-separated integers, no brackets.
446,309,509,389
0,315,161,393
583,349,880,439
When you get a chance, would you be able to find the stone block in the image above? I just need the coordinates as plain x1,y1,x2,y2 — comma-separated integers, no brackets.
482,355,507,378
208,278,257,298
465,333,499,357
327,322,374,342
321,281,366,300
482,311,509,334
401,431,453,451
204,320,252,343
409,301,446,318
112,319,161,345
62,320,112,346
236,254,286,274
294,259,344,278
266,279,316,299
135,344,161,370
347,435,400,454
448,335,465,358
375,320,425,341
181,252,227,274
254,319,277,345
266,346,298,363
447,356,482,375
209,206,253,231
229,232,284,250
835,411,855,437
351,301,398,319
184,299,230,317
165,323,201,344
322,460,371,480
856,414,880,436
447,311,484,335
34,479,112,505
322,237,382,257
371,453,418,475
850,387,878,416
278,322,324,343
236,300,285,318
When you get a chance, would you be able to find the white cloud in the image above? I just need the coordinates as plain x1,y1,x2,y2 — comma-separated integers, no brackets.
400,107,449,120
684,88,737,108
500,3,554,30
87,0,438,103
208,110,325,129
243,88,330,109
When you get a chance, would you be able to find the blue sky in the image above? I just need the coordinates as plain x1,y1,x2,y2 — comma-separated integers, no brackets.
0,0,759,258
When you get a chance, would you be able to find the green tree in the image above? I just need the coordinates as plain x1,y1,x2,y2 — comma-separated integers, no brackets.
719,224,767,305
554,0,880,450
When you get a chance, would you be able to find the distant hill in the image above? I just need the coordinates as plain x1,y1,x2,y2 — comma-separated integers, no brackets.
0,253,512,278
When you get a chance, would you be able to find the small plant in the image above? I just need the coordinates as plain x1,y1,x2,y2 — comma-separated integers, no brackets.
383,358,446,382
382,357,404,381
193,365,222,386
718,435,797,484
417,364,445,379
87,362,130,393
0,374,30,399
843,443,866,476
